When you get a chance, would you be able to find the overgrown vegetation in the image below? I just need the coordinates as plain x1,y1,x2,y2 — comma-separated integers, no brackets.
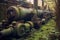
24,19,56,40
44,0,56,12
12,19,57,40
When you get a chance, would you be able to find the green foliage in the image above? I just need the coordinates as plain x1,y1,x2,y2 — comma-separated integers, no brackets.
25,19,56,40
45,0,56,12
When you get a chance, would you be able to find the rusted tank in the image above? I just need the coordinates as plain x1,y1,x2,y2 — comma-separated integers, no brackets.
7,5,52,21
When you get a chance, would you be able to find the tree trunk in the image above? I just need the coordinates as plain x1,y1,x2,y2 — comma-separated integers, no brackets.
56,0,60,32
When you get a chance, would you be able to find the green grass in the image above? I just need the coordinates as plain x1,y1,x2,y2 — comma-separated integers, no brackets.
11,19,58,40
25,19,56,40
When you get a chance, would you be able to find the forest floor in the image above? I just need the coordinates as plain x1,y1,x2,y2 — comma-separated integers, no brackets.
12,19,58,40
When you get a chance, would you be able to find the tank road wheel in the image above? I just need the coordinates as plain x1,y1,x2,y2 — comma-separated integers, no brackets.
7,6,19,20
26,21,34,32
16,23,26,36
